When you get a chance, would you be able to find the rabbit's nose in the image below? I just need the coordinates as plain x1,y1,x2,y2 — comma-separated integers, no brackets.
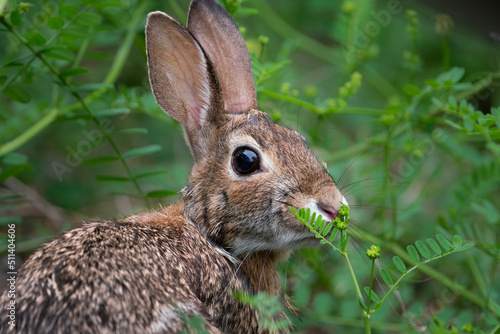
318,203,339,222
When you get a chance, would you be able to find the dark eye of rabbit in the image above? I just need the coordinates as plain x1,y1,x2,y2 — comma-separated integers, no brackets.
232,147,260,175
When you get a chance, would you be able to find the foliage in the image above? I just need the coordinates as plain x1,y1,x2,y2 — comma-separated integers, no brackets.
1,0,499,333
291,204,479,333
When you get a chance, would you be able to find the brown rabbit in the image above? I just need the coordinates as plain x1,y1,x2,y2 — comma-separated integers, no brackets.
0,0,347,333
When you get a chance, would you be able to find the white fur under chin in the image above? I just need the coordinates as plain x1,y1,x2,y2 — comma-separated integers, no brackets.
231,231,317,256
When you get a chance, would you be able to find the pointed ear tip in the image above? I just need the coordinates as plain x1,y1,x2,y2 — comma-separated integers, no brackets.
146,11,177,27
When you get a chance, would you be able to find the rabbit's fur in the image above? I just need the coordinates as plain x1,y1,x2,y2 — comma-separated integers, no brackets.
0,0,346,333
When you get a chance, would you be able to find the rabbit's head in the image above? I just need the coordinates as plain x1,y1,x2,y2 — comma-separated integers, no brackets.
146,0,347,256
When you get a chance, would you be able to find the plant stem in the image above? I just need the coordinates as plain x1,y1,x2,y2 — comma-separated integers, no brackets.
367,259,375,312
252,0,343,66
342,250,371,333
0,17,151,207
64,2,149,113
357,231,500,314
0,108,58,157
260,89,385,116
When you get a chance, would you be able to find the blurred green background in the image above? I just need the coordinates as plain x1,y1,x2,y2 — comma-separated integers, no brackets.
1,0,499,332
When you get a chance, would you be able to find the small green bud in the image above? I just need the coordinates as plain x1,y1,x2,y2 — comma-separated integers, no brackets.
280,82,290,94
334,217,342,226
304,85,317,98
366,245,381,260
342,1,356,14
258,35,269,45
461,324,474,333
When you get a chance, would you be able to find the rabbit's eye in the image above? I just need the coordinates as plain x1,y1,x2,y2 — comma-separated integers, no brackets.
232,147,260,175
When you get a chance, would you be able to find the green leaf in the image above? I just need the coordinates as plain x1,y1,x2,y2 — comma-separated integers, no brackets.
427,238,442,255
10,9,21,26
60,67,90,77
363,286,380,303
2,153,28,165
322,223,333,236
2,84,31,103
95,175,129,182
415,240,430,259
436,234,452,251
357,296,368,312
111,128,148,136
425,79,440,88
47,16,64,30
463,117,474,132
42,48,74,61
329,227,339,242
341,235,350,249
305,208,310,223
452,235,463,247
81,156,119,165
146,190,178,198
74,83,114,92
491,303,500,317
122,145,161,159
0,164,32,183
24,31,46,46
407,245,420,264
318,218,326,233
135,170,168,179
372,303,382,311
0,216,22,225
91,1,121,9
61,4,79,18
453,243,475,252
319,239,328,244
75,12,102,27
403,84,421,96
60,27,89,39
392,256,406,273
94,108,130,117
380,268,393,286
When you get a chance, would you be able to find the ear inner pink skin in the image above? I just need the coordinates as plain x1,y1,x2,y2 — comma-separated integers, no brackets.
187,0,258,114
146,12,211,131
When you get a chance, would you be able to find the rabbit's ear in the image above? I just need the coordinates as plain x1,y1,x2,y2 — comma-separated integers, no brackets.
187,0,258,113
146,12,221,155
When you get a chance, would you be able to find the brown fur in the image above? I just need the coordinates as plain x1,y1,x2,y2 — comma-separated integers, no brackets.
0,0,346,333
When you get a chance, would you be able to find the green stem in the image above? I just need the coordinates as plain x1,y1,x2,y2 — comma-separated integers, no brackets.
367,259,375,312
64,2,149,113
357,231,499,313
304,312,411,332
0,108,58,157
1,55,36,90
252,0,343,66
0,16,151,207
343,251,371,334
465,252,488,299
0,0,7,13
260,89,385,116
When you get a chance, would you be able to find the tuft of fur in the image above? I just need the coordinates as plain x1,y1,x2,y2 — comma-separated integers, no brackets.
0,0,346,333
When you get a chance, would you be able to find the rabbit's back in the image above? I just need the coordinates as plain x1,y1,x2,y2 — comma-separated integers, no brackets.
1,203,258,333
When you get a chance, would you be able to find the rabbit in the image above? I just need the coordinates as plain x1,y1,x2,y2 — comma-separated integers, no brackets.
0,0,347,333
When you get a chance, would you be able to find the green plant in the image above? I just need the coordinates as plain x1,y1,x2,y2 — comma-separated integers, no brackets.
1,0,499,332
291,204,480,333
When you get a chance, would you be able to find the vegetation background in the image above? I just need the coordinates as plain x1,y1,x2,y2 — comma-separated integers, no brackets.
1,0,499,332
